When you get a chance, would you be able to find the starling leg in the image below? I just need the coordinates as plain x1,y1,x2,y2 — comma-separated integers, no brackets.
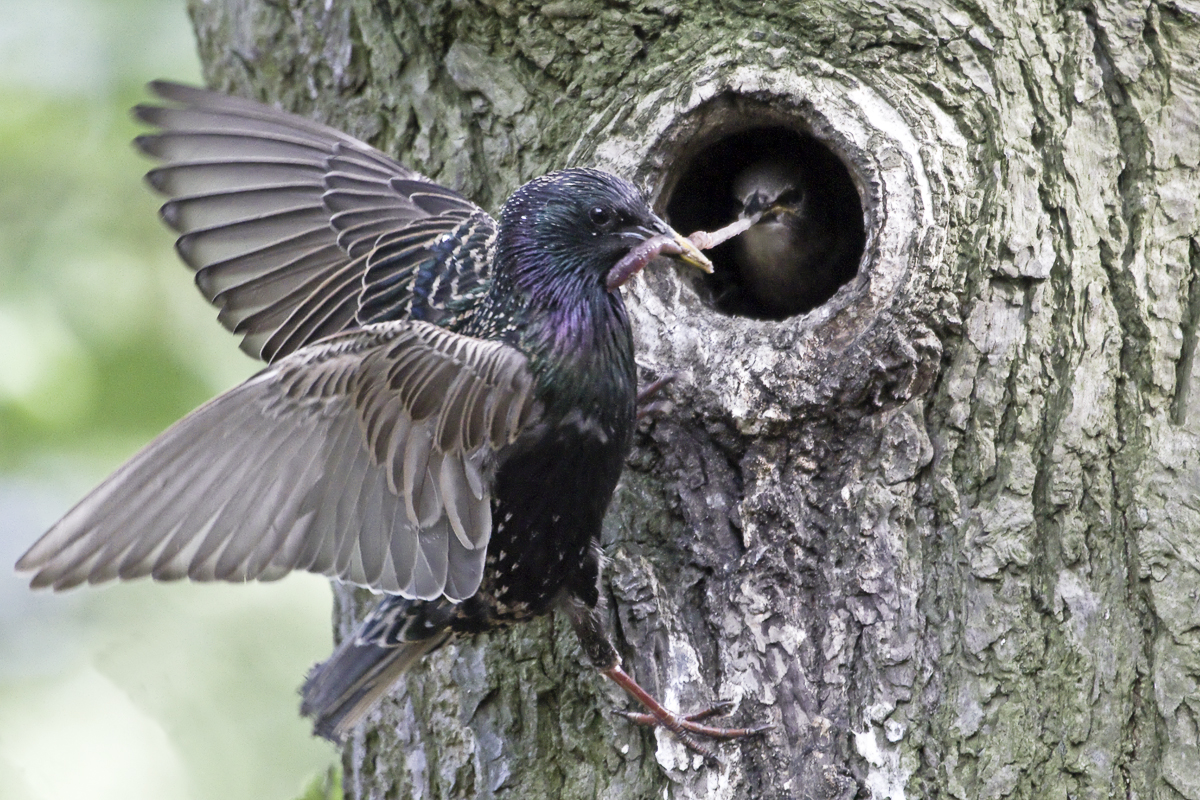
617,699,734,725
602,666,769,747
635,373,676,421
564,600,767,760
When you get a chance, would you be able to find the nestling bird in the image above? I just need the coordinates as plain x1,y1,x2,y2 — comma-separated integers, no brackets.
731,157,857,317
16,82,761,755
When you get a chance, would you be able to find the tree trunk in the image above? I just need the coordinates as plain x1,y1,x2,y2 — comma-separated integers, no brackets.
188,1,1200,797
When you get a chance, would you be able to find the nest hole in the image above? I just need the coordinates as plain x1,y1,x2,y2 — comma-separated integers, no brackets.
664,126,865,320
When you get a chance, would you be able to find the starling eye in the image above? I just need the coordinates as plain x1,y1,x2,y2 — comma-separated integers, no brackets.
588,206,614,228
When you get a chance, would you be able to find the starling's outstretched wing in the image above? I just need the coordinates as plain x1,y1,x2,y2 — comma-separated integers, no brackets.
17,321,540,601
134,81,497,362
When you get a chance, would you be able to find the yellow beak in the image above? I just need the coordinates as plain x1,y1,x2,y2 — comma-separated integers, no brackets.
670,231,714,273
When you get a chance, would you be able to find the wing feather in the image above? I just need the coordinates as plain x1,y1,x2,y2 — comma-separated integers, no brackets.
293,410,361,574
18,321,540,602
411,521,449,600
401,424,435,526
134,83,497,362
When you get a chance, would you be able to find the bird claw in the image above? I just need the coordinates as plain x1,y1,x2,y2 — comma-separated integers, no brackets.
635,373,677,405
617,698,731,725
685,699,737,721
635,401,671,422
617,703,768,739
602,665,768,762
635,373,677,421
616,705,769,763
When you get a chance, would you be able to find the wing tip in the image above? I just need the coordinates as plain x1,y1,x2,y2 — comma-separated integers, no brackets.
132,132,164,159
143,167,169,193
159,200,184,232
131,103,160,127
146,79,199,103
15,533,70,585
13,549,38,573
174,232,205,270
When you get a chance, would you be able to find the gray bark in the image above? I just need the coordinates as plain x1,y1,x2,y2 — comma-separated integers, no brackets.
187,1,1200,797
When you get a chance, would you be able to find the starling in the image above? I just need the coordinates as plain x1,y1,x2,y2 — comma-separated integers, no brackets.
731,157,856,317
16,82,760,755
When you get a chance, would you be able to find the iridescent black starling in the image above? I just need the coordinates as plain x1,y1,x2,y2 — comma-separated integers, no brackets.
17,83,760,755
731,157,857,317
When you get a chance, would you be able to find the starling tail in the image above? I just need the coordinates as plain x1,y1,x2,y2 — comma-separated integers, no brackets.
302,595,454,741
303,633,448,741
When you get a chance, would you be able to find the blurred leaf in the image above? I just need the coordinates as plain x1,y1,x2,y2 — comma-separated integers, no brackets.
296,766,343,800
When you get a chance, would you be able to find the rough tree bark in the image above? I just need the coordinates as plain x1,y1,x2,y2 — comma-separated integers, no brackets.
186,1,1200,798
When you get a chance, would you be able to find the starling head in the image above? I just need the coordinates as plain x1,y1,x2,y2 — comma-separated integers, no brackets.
497,168,710,294
733,159,804,221
729,157,853,317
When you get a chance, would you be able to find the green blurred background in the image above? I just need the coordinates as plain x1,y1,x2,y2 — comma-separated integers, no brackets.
0,1,339,798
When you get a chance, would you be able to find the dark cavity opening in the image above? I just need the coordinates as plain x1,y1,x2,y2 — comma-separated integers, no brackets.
665,127,864,320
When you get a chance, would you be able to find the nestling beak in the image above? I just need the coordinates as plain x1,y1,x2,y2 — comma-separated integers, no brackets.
741,192,768,218
605,223,713,290
763,203,798,221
